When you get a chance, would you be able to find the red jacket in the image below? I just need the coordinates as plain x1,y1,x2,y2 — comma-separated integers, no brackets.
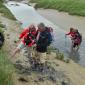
19,28,36,47
66,32,75,37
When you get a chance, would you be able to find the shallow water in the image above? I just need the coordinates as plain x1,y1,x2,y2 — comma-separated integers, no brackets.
5,1,85,67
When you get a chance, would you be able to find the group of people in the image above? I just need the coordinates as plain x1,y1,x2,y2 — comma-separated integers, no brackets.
11,22,82,68
66,27,82,52
12,23,53,66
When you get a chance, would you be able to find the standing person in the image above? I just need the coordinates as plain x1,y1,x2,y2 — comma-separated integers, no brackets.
35,23,52,66
72,29,82,52
65,27,76,51
12,24,37,57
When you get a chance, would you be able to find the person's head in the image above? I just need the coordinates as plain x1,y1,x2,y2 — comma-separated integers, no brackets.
37,23,46,32
29,24,36,32
70,27,74,32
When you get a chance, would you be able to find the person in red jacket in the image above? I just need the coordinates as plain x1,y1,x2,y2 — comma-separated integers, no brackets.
65,27,76,51
66,27,75,39
66,28,82,52
12,24,37,57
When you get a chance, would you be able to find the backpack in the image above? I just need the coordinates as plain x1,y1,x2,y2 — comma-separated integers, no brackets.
24,32,35,45
77,32,82,43
45,27,53,43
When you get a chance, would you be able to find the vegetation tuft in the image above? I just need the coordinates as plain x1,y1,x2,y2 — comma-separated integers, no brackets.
47,46,70,63
0,0,16,20
0,22,14,85
0,48,14,85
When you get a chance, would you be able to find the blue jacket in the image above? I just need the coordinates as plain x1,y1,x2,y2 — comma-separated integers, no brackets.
36,30,52,52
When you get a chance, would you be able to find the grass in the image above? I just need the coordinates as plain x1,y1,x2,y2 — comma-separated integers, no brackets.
30,0,85,16
0,25,14,85
0,1,16,84
0,22,5,33
0,48,14,85
0,0,16,20
0,23,5,28
47,46,70,63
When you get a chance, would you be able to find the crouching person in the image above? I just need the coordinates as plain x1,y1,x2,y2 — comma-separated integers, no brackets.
12,24,37,57
35,23,52,67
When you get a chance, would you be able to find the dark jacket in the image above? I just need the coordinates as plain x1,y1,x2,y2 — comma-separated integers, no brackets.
36,30,52,53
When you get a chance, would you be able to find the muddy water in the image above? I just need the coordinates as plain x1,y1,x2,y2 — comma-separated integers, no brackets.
5,1,85,67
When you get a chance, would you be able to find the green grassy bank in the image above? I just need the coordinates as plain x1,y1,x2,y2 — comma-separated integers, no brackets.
0,48,14,85
0,0,16,20
30,0,85,16
0,21,14,85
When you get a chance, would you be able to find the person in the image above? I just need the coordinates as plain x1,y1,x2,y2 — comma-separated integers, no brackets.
12,24,37,57
34,23,52,67
0,32,4,49
65,27,76,51
72,29,82,52
66,28,82,52
66,27,75,38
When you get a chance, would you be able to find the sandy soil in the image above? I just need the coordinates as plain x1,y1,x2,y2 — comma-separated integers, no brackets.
0,11,85,85
37,9,85,38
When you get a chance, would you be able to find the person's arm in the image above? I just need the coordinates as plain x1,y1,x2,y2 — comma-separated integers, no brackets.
14,28,29,44
65,32,71,38
66,32,71,35
19,28,29,39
